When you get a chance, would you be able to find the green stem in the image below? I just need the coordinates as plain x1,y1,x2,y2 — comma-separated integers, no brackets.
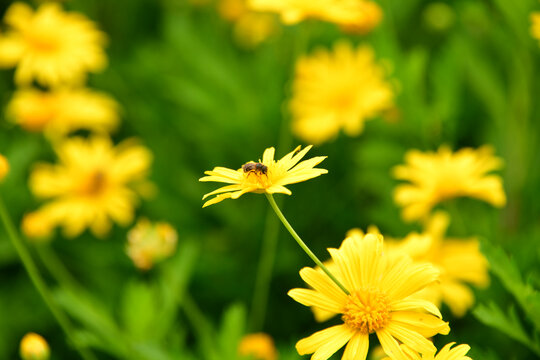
265,193,349,295
35,243,81,291
181,293,220,360
0,196,97,360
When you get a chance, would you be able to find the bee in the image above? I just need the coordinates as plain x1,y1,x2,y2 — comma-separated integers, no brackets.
242,162,268,175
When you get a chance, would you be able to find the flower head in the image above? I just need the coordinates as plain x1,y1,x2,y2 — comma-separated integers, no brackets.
238,333,278,360
393,145,506,222
0,154,8,181
382,342,472,360
200,145,327,207
24,136,152,238
127,218,178,270
7,87,119,138
290,42,394,144
0,2,107,87
289,232,449,360
387,211,489,317
20,333,50,360
248,0,382,31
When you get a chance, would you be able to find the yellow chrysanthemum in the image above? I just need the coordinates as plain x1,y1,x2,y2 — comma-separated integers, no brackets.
7,88,119,137
0,154,8,181
531,12,540,43
238,333,278,360
20,333,50,360
24,136,152,238
290,42,394,144
126,218,178,270
289,233,449,360
0,2,107,87
387,211,489,317
393,145,506,222
248,0,382,32
200,145,327,207
382,342,472,360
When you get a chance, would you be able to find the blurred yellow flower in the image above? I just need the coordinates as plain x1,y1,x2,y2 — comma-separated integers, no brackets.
7,88,119,138
200,145,327,207
20,333,50,360
248,0,382,32
531,12,540,43
382,342,472,360
290,42,394,144
238,333,278,360
393,145,506,222
126,218,178,270
0,154,8,181
0,2,107,87
24,137,152,238
388,211,489,317
289,233,449,360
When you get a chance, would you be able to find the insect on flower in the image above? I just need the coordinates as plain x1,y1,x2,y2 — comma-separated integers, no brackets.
242,162,268,175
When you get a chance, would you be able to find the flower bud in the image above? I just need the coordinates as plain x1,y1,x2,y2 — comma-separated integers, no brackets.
0,154,9,181
20,333,50,360
126,218,177,270
238,333,278,360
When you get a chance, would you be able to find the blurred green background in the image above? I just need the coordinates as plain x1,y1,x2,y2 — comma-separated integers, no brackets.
1,0,540,359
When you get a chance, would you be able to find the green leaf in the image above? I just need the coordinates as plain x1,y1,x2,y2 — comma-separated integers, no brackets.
120,280,157,340
473,302,540,355
218,303,247,360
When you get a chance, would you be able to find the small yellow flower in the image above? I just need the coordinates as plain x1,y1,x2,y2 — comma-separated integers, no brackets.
25,136,152,238
0,154,8,181
200,145,327,207
248,0,382,31
387,211,489,317
382,342,472,360
20,333,50,360
290,42,394,144
238,333,278,360
126,218,178,270
393,145,506,222
7,88,119,138
289,232,449,360
0,2,107,87
531,12,540,44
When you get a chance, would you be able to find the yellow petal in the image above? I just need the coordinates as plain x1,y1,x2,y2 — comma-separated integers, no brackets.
296,324,354,360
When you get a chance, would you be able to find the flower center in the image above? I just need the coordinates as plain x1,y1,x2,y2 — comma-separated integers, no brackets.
242,162,270,188
25,29,60,53
79,171,107,196
341,288,391,334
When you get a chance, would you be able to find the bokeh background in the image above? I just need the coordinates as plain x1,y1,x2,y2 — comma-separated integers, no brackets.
1,0,539,359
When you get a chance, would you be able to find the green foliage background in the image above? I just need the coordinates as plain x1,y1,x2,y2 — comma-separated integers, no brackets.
0,0,539,359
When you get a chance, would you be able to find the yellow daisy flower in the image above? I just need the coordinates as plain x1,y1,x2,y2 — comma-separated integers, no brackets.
0,2,107,87
388,211,489,317
24,136,152,238
393,145,506,222
238,333,278,360
200,145,327,207
531,12,540,44
20,333,50,360
289,233,450,360
382,342,472,360
126,218,178,270
290,42,394,144
247,0,382,32
7,87,119,138
0,154,8,181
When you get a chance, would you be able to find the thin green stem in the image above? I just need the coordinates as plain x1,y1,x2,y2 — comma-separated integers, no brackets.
0,196,97,360
35,243,81,291
265,193,349,295
181,293,220,360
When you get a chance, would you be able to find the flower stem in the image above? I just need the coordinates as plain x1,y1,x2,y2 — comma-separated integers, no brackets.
0,196,97,360
265,193,349,295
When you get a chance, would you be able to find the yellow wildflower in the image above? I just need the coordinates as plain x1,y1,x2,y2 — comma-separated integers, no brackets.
0,2,107,87
238,333,278,360
531,12,540,43
290,42,394,144
7,88,119,138
25,136,152,238
20,333,50,360
126,218,178,270
289,233,449,360
388,211,489,317
200,145,327,207
382,342,472,360
0,154,8,181
393,145,506,222
248,0,382,32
